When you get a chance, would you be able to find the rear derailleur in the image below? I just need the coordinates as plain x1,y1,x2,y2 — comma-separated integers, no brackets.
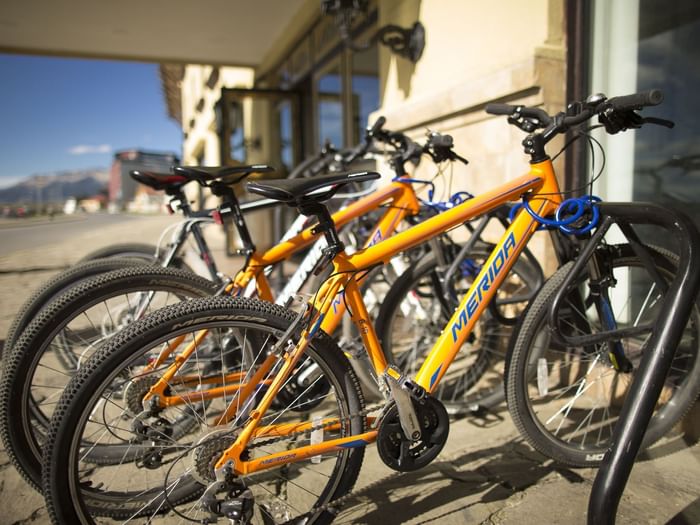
200,462,254,524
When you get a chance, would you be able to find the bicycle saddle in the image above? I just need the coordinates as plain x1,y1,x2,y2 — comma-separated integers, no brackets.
130,170,190,193
246,171,381,204
174,165,275,185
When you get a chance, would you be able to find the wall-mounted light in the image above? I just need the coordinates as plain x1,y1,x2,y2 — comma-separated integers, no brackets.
321,0,425,63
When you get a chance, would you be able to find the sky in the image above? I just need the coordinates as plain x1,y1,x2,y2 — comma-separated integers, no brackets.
0,54,182,188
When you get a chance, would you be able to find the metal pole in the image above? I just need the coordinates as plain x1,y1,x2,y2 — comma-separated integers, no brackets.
587,203,700,524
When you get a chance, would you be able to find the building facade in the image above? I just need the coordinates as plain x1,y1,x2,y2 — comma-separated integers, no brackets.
163,0,699,254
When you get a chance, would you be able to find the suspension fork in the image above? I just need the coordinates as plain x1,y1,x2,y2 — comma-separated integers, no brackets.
586,245,633,372
549,229,632,372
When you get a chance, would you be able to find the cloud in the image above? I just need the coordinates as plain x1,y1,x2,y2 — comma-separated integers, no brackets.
68,144,112,155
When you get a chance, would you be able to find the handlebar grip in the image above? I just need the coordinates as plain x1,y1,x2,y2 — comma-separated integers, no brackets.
485,103,517,116
606,89,664,111
368,116,387,136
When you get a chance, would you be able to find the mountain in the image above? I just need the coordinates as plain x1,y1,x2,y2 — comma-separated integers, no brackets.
0,168,109,204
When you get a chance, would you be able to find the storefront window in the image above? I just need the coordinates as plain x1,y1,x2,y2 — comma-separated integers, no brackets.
316,64,343,148
278,100,294,170
591,0,700,227
351,45,380,143
633,0,700,225
591,0,700,311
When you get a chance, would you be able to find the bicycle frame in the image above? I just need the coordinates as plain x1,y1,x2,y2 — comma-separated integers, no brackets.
141,179,421,395
225,180,421,308
207,159,564,475
132,159,561,478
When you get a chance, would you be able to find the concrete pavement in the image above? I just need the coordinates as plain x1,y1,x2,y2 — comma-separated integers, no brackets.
0,214,697,525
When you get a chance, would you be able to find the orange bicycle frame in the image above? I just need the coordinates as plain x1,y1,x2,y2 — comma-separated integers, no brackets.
215,158,564,475
142,178,421,405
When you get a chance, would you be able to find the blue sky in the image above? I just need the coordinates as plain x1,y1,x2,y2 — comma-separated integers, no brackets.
0,54,182,188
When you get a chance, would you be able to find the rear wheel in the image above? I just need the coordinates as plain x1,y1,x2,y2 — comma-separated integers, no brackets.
79,242,191,272
3,257,147,356
0,266,218,491
78,243,160,263
43,296,366,524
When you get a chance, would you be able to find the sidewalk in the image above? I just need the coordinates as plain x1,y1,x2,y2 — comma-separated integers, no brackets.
0,215,697,524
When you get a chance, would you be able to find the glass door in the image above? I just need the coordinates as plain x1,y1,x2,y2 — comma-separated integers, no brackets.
215,88,301,252
591,0,700,224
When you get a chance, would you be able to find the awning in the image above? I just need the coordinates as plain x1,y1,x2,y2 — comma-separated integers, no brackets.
0,0,312,67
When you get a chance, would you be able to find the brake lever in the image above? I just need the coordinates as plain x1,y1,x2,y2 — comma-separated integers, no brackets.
643,117,675,129
599,109,644,134
451,152,469,165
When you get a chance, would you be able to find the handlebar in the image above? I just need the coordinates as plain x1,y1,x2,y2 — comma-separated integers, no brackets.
368,115,387,136
307,115,469,179
486,89,672,160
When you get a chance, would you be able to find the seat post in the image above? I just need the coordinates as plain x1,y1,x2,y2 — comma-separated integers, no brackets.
296,200,344,258
209,181,256,255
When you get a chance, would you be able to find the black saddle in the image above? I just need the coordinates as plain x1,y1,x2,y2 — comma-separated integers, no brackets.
174,165,275,186
129,170,189,193
246,171,380,204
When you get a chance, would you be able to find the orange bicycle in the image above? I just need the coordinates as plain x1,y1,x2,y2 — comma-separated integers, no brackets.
2,119,521,493
43,89,697,524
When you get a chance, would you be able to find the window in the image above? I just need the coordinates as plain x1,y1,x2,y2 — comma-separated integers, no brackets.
260,8,379,154
351,44,379,144
316,60,344,148
591,0,700,228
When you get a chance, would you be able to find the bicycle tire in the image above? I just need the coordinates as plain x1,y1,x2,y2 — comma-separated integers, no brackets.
505,244,700,467
0,266,219,492
79,241,191,270
375,247,540,413
78,242,160,263
3,257,148,358
42,296,365,524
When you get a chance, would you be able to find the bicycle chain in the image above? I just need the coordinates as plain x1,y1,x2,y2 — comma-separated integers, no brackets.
247,400,385,451
238,400,388,522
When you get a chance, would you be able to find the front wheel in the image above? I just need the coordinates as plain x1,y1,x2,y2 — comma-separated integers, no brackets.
43,296,366,524
505,244,700,467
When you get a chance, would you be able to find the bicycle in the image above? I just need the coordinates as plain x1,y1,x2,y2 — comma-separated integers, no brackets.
41,90,699,524
2,119,522,493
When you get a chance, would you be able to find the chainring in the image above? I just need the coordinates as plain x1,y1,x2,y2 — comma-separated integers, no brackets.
376,396,449,472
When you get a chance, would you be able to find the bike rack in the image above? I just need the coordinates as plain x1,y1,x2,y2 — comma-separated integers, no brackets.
555,203,700,525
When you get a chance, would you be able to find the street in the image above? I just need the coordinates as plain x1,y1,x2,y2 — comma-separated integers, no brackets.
0,213,174,256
